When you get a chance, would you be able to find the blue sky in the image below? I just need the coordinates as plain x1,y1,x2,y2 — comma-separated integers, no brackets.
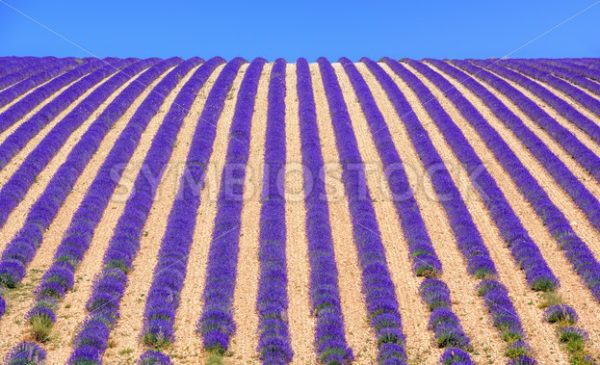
1,0,599,61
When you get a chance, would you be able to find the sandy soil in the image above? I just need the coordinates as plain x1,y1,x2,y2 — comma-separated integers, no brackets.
284,64,317,365
227,63,271,365
310,63,378,364
0,65,160,360
334,63,443,364
403,62,569,364
168,64,247,364
0,72,118,253
430,63,600,359
102,64,225,364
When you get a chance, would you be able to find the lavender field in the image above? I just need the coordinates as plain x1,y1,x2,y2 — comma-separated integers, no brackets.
0,57,599,365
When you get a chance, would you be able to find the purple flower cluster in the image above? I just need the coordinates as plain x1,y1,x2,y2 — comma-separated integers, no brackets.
67,58,221,365
0,57,49,80
27,57,187,331
4,342,46,365
426,60,600,301
0,59,136,171
545,59,600,81
295,58,353,364
501,61,600,121
0,57,67,90
0,59,163,313
0,58,156,228
403,59,559,291
0,58,102,134
138,351,172,365
318,58,407,365
452,60,600,181
197,58,265,353
255,59,293,365
543,304,578,325
440,347,472,365
0,58,81,108
477,280,524,341
339,58,441,277
139,58,243,358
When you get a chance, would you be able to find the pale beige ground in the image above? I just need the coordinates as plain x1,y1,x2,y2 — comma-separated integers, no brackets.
0,65,160,361
0,72,118,254
430,63,600,359
311,64,378,364
284,64,317,365
45,64,190,365
0,71,94,145
102,64,225,364
334,63,442,365
169,64,247,364
367,63,506,364
227,63,271,365
448,64,600,201
403,62,568,364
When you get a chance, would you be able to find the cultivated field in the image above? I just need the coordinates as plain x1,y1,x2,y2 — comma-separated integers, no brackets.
0,56,599,365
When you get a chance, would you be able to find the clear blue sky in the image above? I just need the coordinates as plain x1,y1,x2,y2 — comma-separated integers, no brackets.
1,0,599,61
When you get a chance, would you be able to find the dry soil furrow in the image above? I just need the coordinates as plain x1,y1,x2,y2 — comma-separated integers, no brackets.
45,64,193,365
365,63,505,364
311,63,378,365
284,64,317,365
0,67,148,256
431,64,600,358
228,63,272,364
334,63,441,364
101,64,225,364
0,65,164,361
169,64,247,364
403,62,569,364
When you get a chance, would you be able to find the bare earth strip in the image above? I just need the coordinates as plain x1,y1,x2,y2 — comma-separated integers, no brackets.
427,64,600,257
284,64,317,365
364,63,505,364
45,65,192,365
0,72,92,145
431,65,600,358
102,64,225,364
0,68,146,256
228,63,271,365
169,64,247,364
443,64,600,201
0,65,164,361
311,63,377,364
482,67,600,155
334,63,441,364
404,63,568,364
